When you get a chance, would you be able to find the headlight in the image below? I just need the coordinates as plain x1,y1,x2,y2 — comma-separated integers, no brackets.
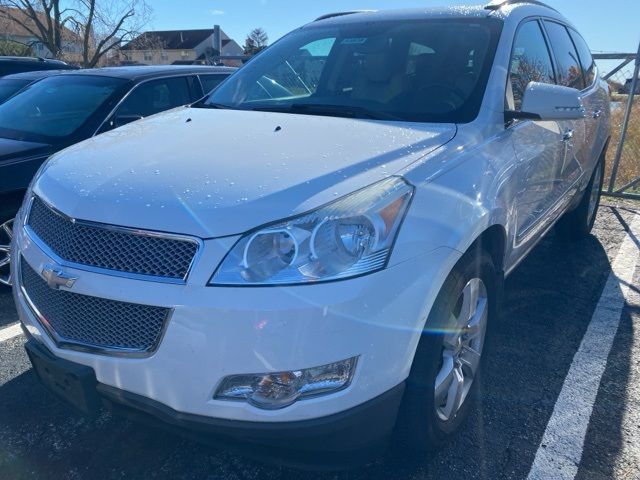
22,156,52,206
210,177,413,285
215,357,358,410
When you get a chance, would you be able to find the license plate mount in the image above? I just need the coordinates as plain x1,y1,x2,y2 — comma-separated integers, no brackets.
25,339,101,415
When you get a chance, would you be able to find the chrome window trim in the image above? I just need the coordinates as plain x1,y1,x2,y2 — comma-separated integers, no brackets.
16,254,174,358
24,195,204,285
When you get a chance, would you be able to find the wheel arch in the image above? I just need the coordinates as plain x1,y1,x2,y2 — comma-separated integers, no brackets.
469,224,508,275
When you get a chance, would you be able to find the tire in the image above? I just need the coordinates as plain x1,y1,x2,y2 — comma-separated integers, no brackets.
0,214,15,288
555,150,605,241
397,248,497,452
0,193,24,289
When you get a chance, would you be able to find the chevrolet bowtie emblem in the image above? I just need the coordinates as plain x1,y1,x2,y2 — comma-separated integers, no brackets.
41,265,77,290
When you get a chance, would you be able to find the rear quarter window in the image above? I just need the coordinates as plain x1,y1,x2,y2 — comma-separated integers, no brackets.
568,29,596,87
199,74,228,95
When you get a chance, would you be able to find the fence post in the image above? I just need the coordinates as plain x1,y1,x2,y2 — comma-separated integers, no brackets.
608,40,640,193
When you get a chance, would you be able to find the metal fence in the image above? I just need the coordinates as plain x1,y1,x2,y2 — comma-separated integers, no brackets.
595,42,640,199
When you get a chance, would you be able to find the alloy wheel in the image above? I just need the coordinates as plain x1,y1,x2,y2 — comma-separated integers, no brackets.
434,278,488,422
0,218,13,287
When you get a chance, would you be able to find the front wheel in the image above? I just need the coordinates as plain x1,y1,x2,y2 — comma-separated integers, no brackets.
0,217,13,288
397,250,497,451
556,152,605,241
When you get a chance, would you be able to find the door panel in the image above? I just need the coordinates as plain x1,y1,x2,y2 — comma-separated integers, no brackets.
506,20,566,256
542,21,588,194
569,28,608,174
510,120,565,246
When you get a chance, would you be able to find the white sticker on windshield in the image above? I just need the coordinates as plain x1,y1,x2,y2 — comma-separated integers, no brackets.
341,38,367,45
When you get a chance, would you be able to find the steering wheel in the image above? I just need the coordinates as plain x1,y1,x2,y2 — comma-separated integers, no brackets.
413,83,468,113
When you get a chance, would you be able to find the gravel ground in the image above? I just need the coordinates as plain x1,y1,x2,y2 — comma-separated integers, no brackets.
0,201,638,480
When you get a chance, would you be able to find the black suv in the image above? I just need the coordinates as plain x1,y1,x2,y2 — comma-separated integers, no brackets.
0,57,76,77
0,65,236,286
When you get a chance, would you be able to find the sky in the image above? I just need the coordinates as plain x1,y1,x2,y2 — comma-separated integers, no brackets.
150,0,640,55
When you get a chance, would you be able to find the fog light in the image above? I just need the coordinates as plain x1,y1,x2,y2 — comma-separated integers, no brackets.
215,357,358,410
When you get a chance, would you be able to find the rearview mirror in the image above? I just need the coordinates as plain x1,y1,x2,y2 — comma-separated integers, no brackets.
113,114,144,128
506,82,585,121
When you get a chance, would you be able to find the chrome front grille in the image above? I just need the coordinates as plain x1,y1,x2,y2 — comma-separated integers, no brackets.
20,257,170,354
26,196,199,281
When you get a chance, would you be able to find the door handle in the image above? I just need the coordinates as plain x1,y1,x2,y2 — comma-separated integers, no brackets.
562,129,574,142
592,109,602,119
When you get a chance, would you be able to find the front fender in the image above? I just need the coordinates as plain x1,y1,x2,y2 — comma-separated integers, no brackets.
390,131,514,267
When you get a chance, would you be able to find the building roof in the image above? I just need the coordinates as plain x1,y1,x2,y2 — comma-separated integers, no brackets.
121,28,231,51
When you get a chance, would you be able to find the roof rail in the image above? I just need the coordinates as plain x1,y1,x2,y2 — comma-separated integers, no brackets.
485,0,558,12
314,10,375,22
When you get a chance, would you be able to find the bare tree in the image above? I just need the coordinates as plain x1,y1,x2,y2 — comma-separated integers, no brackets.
70,0,152,67
510,56,554,110
0,1,66,58
0,0,151,67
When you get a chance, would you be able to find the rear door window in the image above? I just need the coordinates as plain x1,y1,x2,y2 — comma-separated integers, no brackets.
118,76,192,118
543,21,585,90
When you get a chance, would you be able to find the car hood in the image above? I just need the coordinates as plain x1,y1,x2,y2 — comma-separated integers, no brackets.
34,108,456,238
0,137,51,162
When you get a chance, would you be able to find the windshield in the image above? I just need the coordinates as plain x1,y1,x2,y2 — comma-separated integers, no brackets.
0,79,32,104
203,19,502,123
0,75,127,143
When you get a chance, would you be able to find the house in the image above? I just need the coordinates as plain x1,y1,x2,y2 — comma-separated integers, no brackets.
120,25,243,66
0,7,82,62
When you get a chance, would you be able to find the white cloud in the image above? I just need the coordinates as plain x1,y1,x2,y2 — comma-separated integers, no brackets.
209,9,225,15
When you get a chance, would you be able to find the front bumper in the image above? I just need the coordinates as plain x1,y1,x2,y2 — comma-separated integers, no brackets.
13,214,460,424
25,337,404,468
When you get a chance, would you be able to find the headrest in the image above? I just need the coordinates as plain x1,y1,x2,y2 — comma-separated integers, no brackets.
362,52,393,83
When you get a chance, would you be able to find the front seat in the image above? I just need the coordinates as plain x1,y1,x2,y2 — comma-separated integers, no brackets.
352,52,408,104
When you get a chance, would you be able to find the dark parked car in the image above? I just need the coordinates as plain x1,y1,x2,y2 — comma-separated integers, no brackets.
0,56,76,77
618,78,640,95
0,65,236,285
0,70,69,104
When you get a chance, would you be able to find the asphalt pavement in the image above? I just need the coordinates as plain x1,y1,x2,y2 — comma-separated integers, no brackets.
1,201,639,480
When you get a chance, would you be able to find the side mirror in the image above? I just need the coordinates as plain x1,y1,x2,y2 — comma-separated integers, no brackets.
506,82,585,121
113,114,144,128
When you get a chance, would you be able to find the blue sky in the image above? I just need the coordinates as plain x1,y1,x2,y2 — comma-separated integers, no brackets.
151,0,640,54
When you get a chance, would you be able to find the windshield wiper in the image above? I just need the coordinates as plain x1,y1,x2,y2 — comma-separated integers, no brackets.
192,102,232,110
251,103,400,121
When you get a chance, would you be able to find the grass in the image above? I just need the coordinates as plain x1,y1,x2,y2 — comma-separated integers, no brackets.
604,96,640,193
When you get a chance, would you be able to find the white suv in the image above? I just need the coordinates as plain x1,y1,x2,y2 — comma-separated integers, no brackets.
12,0,610,467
